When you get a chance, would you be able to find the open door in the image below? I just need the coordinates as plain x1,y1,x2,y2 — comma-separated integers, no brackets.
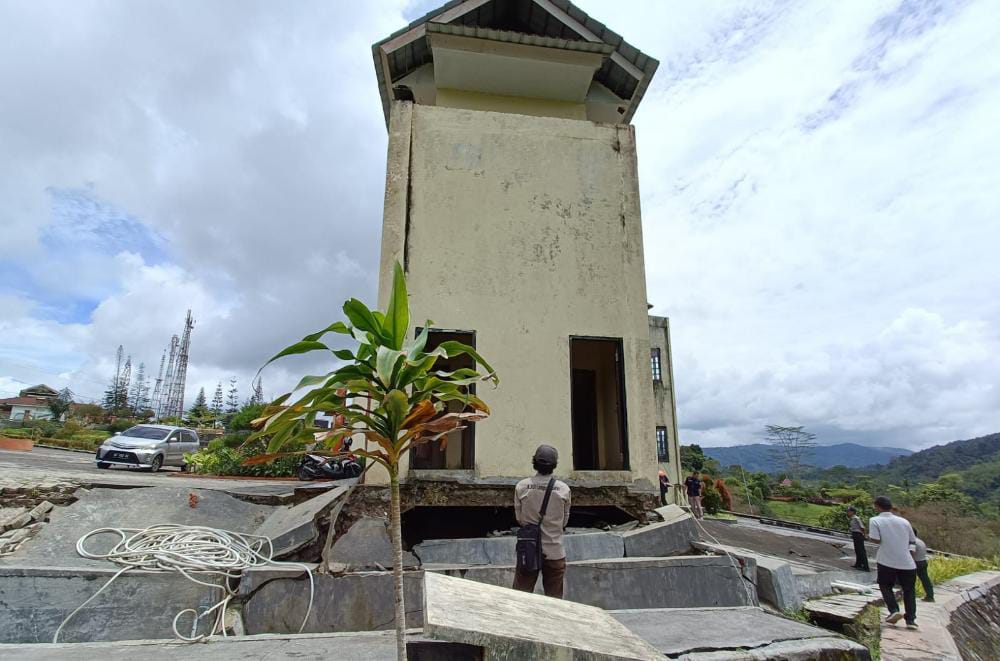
570,337,628,471
410,329,476,470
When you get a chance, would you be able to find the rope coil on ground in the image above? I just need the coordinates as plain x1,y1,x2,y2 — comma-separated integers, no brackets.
53,524,314,643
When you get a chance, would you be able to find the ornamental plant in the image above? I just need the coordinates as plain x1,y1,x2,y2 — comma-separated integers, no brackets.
247,262,497,661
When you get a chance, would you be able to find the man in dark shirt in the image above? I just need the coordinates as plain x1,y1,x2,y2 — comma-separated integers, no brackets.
684,470,704,519
658,469,671,506
847,506,870,571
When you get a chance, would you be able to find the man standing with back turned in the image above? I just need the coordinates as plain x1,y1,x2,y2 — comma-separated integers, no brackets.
869,495,918,628
513,444,571,598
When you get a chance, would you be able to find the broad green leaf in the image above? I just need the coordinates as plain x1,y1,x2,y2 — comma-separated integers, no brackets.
292,373,333,392
343,299,384,338
375,346,404,388
407,324,430,360
383,389,408,437
303,321,351,342
383,261,409,350
332,349,356,361
434,341,499,385
261,340,330,370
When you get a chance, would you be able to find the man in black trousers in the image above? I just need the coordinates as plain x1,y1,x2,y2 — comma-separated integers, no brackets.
847,506,870,571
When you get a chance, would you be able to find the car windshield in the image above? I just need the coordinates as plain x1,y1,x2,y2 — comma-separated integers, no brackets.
122,426,171,440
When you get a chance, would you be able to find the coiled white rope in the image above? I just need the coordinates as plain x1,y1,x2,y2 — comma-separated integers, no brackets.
53,524,314,643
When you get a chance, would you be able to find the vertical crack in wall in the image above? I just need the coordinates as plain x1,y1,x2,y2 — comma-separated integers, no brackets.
403,112,415,273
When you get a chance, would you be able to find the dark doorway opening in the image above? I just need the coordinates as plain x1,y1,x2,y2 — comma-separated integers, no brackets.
410,329,476,470
570,337,628,471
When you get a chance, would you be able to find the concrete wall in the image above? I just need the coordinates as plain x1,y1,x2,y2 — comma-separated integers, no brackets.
649,316,682,501
374,101,656,489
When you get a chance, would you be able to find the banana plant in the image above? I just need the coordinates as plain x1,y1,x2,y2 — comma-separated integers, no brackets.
247,261,497,661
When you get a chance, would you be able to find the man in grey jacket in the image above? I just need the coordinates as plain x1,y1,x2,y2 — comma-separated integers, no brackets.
512,444,571,598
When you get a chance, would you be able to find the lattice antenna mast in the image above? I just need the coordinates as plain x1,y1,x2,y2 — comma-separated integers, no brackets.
160,336,180,419
168,310,194,419
150,350,166,418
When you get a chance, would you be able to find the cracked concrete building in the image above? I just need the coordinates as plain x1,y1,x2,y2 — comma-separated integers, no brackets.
370,0,681,496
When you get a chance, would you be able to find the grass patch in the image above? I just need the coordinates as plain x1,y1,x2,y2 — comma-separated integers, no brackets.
35,437,103,451
846,603,881,661
765,500,832,526
917,554,1000,598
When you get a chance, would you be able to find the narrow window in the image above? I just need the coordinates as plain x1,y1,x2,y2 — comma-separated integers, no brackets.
410,329,476,470
650,348,662,382
656,426,668,461
570,337,628,471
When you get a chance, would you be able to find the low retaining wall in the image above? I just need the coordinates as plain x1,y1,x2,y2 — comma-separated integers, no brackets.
944,571,1000,661
241,555,756,635
0,565,222,643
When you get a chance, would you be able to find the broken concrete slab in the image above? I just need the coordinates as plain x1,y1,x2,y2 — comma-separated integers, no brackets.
676,636,869,660
0,631,404,661
695,542,801,611
563,556,756,609
241,568,424,634
0,507,28,531
254,485,348,558
1,487,274,568
621,512,698,557
27,501,53,521
423,572,663,660
413,530,623,566
654,503,687,522
330,517,418,570
611,607,868,659
0,565,221,643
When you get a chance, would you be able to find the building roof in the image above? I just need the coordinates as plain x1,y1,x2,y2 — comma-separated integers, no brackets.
18,384,58,398
372,0,658,126
0,396,52,407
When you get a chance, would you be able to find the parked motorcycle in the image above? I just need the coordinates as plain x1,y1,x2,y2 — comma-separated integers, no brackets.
297,449,362,481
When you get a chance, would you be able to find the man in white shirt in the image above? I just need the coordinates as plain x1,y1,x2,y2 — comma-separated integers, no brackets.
868,496,918,627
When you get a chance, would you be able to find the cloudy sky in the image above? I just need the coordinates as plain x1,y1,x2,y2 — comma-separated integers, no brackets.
1,0,997,450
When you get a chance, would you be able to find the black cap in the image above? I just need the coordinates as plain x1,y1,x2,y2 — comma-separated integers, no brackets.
532,444,558,466
846,506,856,512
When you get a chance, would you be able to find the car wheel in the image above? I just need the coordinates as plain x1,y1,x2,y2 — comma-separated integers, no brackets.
97,462,109,469
149,455,163,473
180,462,189,473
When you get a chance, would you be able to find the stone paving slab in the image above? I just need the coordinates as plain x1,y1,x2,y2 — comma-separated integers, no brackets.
2,487,275,568
0,565,221,643
610,607,862,657
0,631,405,660
423,572,663,660
413,529,624,566
254,485,349,558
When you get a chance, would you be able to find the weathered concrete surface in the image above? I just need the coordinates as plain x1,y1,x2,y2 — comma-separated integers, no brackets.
0,565,221,643
331,517,418,569
0,631,408,660
677,637,869,660
563,556,756,609
413,530,623,566
254,485,348,558
423,572,663,660
241,568,424,634
621,511,698,557
945,571,1000,661
2,487,274,568
699,518,865,571
245,554,757,634
696,542,801,611
611,607,868,659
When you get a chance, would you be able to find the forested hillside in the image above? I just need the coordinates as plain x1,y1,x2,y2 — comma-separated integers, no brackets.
703,442,911,472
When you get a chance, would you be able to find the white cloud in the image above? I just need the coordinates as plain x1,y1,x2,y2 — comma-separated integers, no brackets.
1,1,997,449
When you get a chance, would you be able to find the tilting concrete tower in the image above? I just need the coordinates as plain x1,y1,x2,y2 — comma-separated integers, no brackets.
372,1,676,492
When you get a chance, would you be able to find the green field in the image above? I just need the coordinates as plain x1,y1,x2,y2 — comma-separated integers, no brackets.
765,500,832,526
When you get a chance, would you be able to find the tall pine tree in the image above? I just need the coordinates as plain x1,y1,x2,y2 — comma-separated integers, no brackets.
225,377,239,414
210,382,224,421
189,387,209,420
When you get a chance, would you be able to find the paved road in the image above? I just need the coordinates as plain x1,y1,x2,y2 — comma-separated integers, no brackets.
0,446,327,497
0,446,183,476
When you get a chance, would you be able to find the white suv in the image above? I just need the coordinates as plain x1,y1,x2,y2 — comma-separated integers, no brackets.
95,424,200,472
